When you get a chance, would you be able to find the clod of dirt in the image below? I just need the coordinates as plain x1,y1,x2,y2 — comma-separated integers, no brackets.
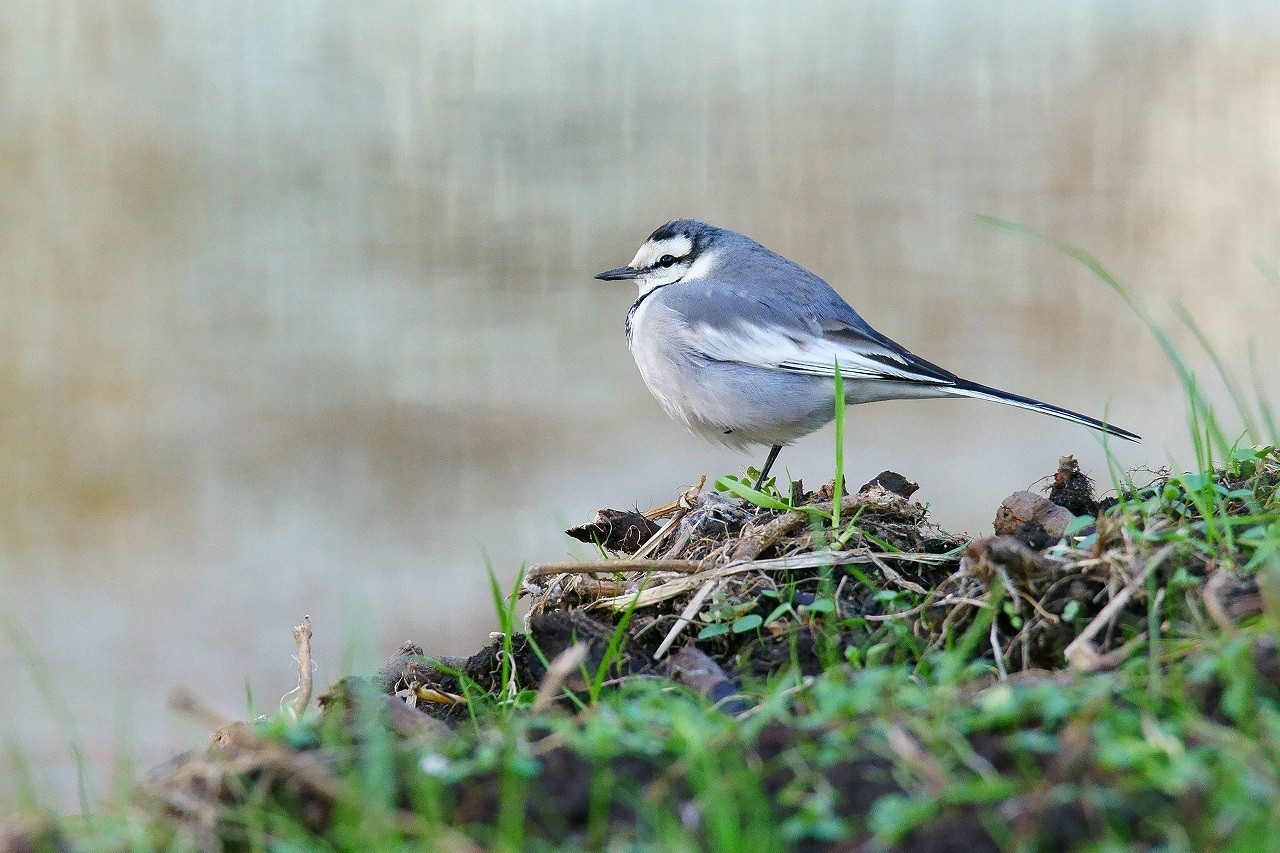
318,677,450,739
1202,570,1265,627
994,490,1076,543
676,491,760,555
376,642,443,692
449,745,657,838
1049,455,1099,517
859,470,920,500
1018,521,1059,551
210,721,254,750
565,509,661,554
661,647,748,714
754,723,900,846
961,535,1056,587
810,478,845,501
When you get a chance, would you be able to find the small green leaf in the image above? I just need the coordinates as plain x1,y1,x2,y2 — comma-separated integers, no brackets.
868,793,938,842
806,599,836,614
1064,515,1095,537
698,623,731,640
282,726,319,750
1180,473,1212,493
1061,600,1080,622
865,641,893,666
764,603,793,625
732,614,763,633
714,476,792,511
1238,526,1266,544
1231,446,1263,462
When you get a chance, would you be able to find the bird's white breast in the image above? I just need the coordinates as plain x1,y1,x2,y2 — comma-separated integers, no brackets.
627,294,686,421
627,291,768,446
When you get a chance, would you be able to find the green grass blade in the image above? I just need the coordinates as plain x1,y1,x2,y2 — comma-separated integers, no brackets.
833,357,845,531
1247,342,1279,445
1172,301,1261,442
590,573,649,703
715,476,793,511
3,619,93,822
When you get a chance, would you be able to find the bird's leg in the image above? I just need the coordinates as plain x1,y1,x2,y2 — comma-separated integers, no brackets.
752,445,783,492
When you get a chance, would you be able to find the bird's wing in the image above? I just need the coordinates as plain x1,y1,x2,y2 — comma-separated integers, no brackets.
686,308,959,388
781,322,959,385
653,256,959,386
656,270,1141,442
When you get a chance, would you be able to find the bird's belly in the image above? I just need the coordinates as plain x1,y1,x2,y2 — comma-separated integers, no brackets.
629,301,835,448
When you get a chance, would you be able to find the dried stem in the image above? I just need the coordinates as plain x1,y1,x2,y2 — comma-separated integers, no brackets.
527,559,704,580
290,615,313,721
654,578,719,660
1065,545,1175,668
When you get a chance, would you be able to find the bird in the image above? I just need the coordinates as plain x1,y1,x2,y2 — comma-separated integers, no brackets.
595,218,1139,490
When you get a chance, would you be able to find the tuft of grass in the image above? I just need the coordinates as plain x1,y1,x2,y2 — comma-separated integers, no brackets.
487,560,525,705
587,572,648,704
3,618,94,823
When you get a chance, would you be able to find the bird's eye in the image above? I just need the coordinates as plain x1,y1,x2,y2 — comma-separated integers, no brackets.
657,254,679,268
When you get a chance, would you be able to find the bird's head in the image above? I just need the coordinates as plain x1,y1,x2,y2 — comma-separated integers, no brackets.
594,219,728,295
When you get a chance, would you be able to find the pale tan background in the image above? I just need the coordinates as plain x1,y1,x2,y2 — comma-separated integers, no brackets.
2,1,1279,813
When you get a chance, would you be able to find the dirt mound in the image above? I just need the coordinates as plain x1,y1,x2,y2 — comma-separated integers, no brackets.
122,449,1280,851
357,455,1272,716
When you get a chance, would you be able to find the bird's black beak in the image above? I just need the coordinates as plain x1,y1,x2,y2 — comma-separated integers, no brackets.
594,266,642,281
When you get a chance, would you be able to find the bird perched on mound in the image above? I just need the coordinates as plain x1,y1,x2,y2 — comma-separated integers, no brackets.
596,219,1138,488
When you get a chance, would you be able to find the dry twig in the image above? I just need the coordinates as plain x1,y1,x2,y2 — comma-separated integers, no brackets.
527,559,704,580
592,549,956,612
1065,544,1176,669
290,615,313,721
531,643,590,713
654,578,719,660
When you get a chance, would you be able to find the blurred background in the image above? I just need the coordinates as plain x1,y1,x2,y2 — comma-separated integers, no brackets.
2,0,1279,814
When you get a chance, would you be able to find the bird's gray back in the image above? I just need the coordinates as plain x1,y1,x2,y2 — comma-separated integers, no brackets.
651,231,898,355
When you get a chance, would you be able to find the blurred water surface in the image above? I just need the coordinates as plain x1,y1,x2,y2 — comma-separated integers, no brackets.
2,1,1279,812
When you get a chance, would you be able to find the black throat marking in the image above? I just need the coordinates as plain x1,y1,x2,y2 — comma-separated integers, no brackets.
624,281,680,345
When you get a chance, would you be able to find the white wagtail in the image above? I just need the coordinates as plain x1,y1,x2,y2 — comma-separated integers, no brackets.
596,219,1139,489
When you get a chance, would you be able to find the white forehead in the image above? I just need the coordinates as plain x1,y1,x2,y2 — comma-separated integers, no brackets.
629,235,693,268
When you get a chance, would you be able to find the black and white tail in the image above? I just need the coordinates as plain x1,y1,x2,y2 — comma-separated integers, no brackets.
948,378,1140,442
